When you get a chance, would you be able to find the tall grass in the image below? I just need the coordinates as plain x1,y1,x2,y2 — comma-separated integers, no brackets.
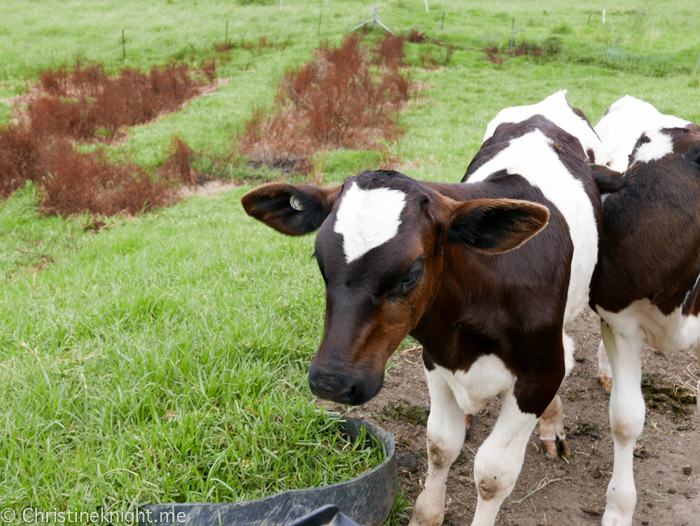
1,187,384,513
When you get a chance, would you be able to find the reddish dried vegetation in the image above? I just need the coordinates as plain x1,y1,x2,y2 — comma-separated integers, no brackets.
372,34,407,67
215,36,281,54
485,42,546,64
0,60,215,216
236,33,412,174
407,29,428,44
25,60,211,142
241,36,277,51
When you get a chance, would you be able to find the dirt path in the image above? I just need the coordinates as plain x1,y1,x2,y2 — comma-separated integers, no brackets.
330,307,699,525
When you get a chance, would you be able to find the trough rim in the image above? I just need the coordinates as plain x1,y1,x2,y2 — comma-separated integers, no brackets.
138,415,397,525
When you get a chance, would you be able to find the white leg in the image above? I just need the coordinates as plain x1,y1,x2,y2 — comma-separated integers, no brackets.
539,394,569,458
597,339,613,392
600,321,645,526
409,367,466,526
471,391,538,526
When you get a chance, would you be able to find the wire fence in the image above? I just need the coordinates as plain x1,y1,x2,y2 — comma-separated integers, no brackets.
2,7,700,82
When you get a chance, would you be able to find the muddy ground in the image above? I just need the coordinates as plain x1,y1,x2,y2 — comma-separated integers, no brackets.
327,307,700,525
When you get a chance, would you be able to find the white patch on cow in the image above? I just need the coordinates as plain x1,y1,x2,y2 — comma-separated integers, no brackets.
563,332,575,376
598,299,700,355
333,182,406,264
595,95,690,171
468,129,599,325
431,355,516,415
483,90,604,163
631,128,674,164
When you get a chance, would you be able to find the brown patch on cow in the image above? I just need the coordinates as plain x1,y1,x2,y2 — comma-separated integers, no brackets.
421,347,435,371
478,475,502,500
428,441,449,469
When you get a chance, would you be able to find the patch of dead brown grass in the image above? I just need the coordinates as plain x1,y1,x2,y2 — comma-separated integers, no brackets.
236,33,413,175
0,60,218,216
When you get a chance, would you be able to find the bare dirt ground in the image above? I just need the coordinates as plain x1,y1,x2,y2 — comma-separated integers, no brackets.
328,307,700,525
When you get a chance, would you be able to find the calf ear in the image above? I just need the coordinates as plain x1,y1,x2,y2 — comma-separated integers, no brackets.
241,183,341,236
447,198,549,254
590,165,627,194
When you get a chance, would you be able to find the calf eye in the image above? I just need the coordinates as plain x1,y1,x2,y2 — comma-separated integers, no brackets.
400,271,421,292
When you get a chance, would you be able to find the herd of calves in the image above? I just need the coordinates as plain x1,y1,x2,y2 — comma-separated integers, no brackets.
242,91,700,526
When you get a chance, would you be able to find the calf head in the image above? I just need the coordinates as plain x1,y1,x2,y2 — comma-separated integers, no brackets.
593,124,700,202
242,170,549,405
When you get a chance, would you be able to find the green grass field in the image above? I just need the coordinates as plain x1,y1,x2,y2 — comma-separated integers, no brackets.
2,0,700,522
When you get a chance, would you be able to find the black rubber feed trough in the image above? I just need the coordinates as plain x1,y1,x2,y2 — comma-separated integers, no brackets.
139,417,397,526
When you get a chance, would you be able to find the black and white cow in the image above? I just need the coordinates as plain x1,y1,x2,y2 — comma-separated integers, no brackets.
241,93,602,525
590,95,700,526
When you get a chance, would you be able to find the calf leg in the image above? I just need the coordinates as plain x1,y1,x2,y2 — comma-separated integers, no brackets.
408,368,466,526
597,340,613,392
600,321,645,526
471,390,539,526
539,394,569,458
538,332,573,458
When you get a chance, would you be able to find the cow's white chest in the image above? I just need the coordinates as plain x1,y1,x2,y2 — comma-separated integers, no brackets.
333,183,406,264
430,355,516,415
598,299,700,353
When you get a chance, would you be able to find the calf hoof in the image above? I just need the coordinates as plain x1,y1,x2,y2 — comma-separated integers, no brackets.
465,413,474,427
598,375,613,393
541,436,569,459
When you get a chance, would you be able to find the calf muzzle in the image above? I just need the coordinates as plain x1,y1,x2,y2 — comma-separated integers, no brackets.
308,365,383,406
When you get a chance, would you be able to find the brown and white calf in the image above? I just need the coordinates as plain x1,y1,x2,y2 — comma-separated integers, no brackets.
242,97,601,526
590,96,700,526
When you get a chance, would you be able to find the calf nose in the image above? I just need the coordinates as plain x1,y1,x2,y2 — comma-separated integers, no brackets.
308,366,366,406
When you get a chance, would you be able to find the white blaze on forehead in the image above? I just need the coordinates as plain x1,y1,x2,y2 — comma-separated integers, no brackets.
595,95,690,171
483,90,604,163
333,182,406,264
